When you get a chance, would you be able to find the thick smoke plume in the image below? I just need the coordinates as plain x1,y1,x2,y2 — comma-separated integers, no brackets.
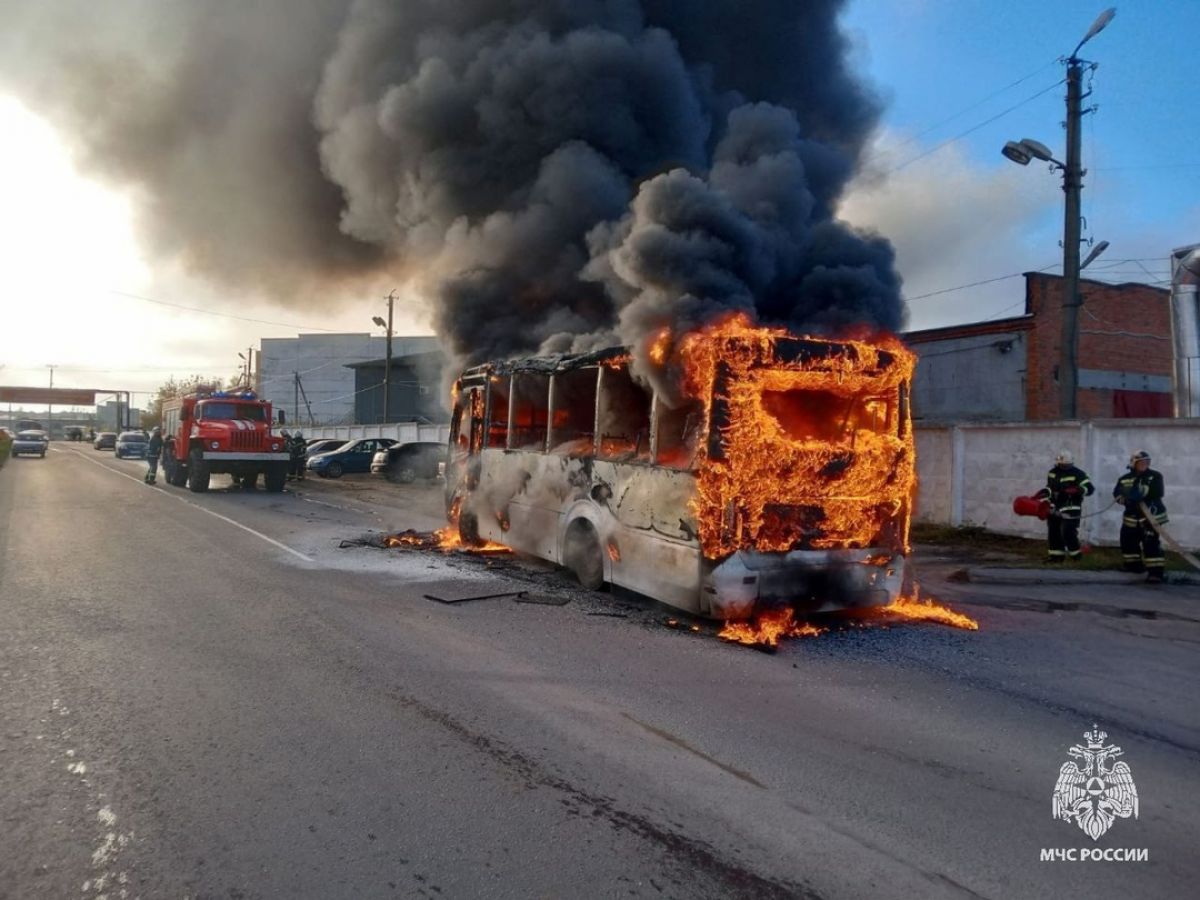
0,0,902,383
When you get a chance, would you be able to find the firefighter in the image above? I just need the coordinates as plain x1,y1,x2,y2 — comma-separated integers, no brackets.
1035,451,1094,562
1113,450,1168,583
288,431,307,481
144,426,163,484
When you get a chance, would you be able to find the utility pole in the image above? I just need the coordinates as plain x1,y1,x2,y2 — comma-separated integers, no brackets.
384,291,394,424
1059,57,1085,420
294,371,300,426
1001,9,1114,420
47,365,55,436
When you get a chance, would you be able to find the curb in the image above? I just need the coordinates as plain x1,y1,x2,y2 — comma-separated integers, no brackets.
965,566,1200,587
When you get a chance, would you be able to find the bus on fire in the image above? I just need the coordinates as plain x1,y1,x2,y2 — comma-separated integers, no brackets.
445,318,916,620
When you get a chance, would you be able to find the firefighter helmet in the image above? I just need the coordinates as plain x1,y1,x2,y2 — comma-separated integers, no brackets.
1129,450,1151,467
1055,450,1073,466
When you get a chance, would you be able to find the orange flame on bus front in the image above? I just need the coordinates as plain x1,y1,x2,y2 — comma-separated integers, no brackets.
673,313,916,561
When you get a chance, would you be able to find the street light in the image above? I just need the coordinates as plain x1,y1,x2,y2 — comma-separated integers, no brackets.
1001,7,1115,420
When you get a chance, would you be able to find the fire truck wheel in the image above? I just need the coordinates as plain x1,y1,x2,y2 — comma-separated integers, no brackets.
264,464,287,493
325,461,344,478
187,449,210,492
563,520,604,591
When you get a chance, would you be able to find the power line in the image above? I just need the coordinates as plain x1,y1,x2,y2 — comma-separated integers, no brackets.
903,263,1059,304
887,79,1066,174
110,289,345,332
892,59,1061,151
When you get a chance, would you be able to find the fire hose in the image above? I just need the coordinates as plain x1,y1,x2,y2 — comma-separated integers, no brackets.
1139,502,1200,573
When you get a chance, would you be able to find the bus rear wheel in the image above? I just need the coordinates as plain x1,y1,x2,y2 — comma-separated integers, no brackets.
563,520,604,591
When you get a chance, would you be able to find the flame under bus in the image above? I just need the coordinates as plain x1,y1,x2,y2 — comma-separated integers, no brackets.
446,324,916,619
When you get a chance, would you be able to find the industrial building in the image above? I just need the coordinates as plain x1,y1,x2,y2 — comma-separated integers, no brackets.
256,333,439,426
906,270,1177,422
347,350,447,424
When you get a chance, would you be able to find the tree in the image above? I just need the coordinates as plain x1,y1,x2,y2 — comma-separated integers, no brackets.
141,375,224,429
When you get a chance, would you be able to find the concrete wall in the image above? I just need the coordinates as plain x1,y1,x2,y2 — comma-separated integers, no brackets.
909,331,1027,422
914,419,1200,549
303,422,451,445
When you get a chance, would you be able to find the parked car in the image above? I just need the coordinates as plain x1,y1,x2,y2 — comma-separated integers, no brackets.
306,438,396,478
114,431,149,459
12,430,50,458
305,439,346,456
371,442,446,483
63,426,85,441
93,432,117,450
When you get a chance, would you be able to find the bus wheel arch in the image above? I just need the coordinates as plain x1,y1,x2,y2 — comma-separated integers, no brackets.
562,517,605,591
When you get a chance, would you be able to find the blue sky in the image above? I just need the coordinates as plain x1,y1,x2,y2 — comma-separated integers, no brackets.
840,0,1199,329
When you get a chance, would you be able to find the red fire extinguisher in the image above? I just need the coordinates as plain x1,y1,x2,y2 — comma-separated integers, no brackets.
1012,495,1052,520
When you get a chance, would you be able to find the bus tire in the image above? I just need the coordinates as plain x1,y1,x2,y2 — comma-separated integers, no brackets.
563,520,604,591
187,448,210,493
458,510,483,547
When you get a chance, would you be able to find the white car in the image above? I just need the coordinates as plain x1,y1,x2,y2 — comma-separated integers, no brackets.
11,430,49,458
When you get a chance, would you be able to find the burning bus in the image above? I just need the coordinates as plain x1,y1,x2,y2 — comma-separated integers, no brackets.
445,315,916,620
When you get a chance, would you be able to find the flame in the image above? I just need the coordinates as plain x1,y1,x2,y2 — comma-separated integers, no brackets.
383,495,511,555
647,327,672,366
671,312,916,560
718,609,823,648
607,541,621,562
878,591,978,631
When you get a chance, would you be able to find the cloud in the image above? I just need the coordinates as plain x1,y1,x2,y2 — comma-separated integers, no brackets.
839,133,1055,330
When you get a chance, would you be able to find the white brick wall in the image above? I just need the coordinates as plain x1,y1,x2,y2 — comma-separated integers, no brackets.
914,420,1200,549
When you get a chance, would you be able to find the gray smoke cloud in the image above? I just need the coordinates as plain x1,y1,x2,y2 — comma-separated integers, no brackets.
0,0,901,380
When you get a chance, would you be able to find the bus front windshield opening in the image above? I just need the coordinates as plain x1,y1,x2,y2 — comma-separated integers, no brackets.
760,389,895,445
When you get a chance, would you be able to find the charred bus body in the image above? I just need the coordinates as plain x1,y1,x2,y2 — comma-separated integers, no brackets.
446,323,916,619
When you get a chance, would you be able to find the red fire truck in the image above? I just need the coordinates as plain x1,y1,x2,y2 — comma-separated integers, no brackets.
161,389,291,492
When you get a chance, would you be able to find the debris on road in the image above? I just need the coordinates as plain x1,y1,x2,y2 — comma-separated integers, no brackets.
424,590,527,605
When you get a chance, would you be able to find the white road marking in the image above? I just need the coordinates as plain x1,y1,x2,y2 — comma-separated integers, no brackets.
59,447,314,562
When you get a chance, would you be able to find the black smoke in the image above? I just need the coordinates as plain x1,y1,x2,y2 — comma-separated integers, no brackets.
0,0,902,376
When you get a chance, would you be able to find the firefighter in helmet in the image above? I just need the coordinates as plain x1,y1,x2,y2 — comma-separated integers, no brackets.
1113,450,1168,583
144,426,163,484
1035,451,1094,562
289,431,307,481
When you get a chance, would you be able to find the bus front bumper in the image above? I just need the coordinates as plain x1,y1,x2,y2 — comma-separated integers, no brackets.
702,549,905,620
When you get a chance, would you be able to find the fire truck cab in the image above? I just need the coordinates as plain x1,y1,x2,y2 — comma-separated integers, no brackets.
161,389,290,492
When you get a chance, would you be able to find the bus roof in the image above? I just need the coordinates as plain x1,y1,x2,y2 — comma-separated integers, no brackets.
459,333,903,382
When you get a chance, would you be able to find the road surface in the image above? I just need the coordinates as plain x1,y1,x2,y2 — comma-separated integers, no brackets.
1,447,1197,899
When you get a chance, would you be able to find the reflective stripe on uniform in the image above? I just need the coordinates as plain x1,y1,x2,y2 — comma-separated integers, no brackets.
1059,475,1076,482
1048,550,1066,557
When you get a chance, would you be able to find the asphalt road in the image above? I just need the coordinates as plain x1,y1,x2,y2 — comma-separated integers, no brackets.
1,447,1198,900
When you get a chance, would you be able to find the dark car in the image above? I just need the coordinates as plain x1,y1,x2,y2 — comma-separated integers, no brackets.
63,426,85,442
114,431,149,459
305,439,346,456
93,432,117,450
306,438,397,478
11,430,49,458
371,442,446,483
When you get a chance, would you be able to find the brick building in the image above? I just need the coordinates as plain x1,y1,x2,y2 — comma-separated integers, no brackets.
906,272,1172,422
